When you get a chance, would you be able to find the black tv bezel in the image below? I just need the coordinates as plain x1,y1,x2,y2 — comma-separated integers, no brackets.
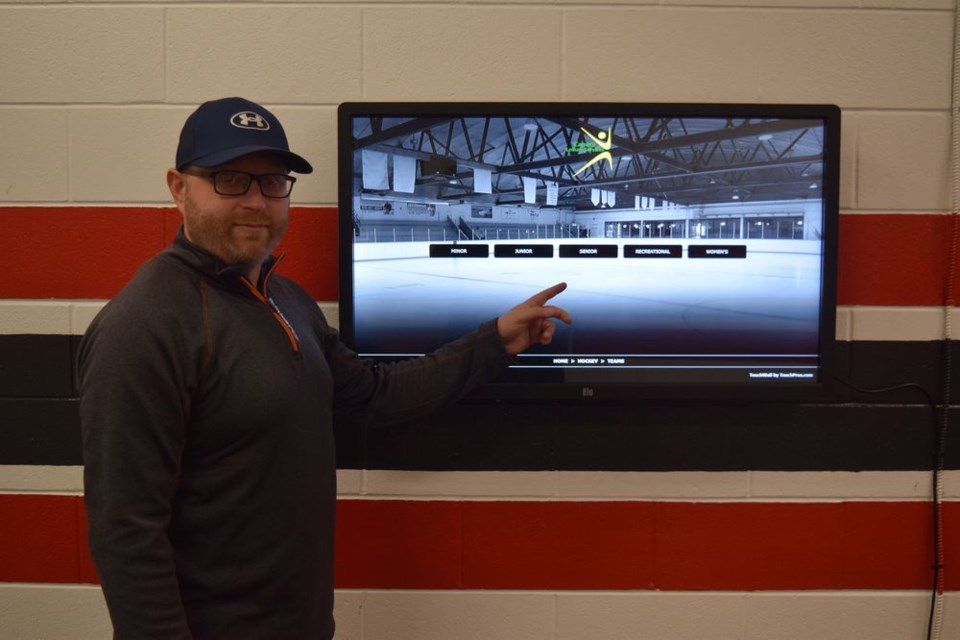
336,102,840,403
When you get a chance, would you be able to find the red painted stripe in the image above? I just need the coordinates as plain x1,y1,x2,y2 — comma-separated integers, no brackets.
1,496,955,590
0,494,83,583
837,214,956,306
2,206,338,300
336,499,956,591
3,207,957,305
5,207,176,300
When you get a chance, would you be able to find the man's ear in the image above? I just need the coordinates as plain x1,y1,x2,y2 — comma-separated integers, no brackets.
167,168,186,211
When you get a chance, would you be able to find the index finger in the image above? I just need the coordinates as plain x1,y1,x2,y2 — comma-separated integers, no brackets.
524,282,567,306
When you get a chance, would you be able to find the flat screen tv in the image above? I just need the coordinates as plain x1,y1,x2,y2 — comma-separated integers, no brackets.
337,102,840,402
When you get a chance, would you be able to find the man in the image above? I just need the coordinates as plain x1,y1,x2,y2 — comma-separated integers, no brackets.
78,97,571,639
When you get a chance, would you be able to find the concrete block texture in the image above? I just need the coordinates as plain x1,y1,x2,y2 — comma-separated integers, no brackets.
68,107,189,203
0,586,955,640
857,112,953,212
557,592,748,640
0,585,112,640
165,6,363,104
362,7,563,101
360,590,557,640
0,108,69,203
561,7,953,108
0,2,953,210
0,7,165,103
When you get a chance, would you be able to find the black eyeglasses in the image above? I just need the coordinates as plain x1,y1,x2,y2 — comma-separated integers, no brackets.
182,169,296,199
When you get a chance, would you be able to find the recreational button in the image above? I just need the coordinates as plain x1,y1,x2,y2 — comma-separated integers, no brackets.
429,244,490,258
624,244,682,258
494,244,554,258
558,244,618,258
687,244,747,258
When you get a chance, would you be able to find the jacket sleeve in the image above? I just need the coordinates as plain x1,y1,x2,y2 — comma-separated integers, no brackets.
78,301,195,639
322,317,513,425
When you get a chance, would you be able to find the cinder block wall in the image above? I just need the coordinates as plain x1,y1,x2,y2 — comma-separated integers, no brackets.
1,2,958,639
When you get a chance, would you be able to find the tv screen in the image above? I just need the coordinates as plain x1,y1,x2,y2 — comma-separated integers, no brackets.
337,102,840,401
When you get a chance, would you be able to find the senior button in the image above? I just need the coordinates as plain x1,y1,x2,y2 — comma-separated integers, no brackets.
558,244,618,258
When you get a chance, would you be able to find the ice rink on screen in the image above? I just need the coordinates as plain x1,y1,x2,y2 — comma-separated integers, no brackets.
351,238,823,357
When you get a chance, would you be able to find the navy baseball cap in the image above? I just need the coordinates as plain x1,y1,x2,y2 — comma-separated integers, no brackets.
175,97,313,174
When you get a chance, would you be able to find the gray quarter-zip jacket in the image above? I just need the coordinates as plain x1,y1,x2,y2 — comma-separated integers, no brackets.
78,229,511,639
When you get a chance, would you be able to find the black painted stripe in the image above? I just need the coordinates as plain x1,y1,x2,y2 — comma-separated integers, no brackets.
3,398,956,471
0,335,77,398
2,337,956,470
1,336,956,402
0,398,83,465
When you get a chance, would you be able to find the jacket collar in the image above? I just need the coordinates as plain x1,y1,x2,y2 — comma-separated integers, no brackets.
168,226,280,292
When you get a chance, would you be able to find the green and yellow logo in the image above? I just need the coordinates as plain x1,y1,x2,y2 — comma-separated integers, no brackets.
570,126,613,177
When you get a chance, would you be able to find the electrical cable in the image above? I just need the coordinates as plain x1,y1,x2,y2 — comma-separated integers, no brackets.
927,4,960,637
831,377,941,640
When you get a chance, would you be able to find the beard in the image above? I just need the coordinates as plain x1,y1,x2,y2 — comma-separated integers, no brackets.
181,185,289,273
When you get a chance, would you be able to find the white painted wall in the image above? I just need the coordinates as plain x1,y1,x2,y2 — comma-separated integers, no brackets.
0,1,954,212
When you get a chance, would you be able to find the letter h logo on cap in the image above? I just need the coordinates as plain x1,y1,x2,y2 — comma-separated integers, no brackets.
231,111,270,131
